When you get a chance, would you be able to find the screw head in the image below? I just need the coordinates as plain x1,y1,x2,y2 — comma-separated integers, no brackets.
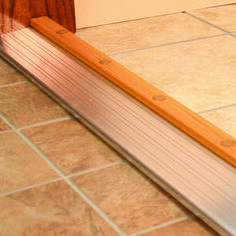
221,139,236,147
99,59,112,65
152,95,166,101
56,29,68,34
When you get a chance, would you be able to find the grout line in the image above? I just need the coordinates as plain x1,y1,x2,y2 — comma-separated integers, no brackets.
0,129,14,134
0,158,125,198
185,12,236,38
66,179,127,236
109,34,226,56
0,177,62,197
0,113,67,177
0,161,125,198
129,215,193,236
66,160,126,179
77,11,186,31
198,103,236,114
19,115,73,130
0,112,127,236
0,81,28,88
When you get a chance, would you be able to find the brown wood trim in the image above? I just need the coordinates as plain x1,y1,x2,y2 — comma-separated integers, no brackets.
31,16,236,168
0,0,75,34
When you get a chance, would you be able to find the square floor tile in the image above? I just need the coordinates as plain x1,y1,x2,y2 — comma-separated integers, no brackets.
72,163,189,234
0,132,58,194
0,118,11,132
0,181,119,235
0,57,26,86
112,35,236,112
141,217,218,236
76,13,221,54
0,83,69,127
191,4,236,32
201,106,236,138
23,119,123,175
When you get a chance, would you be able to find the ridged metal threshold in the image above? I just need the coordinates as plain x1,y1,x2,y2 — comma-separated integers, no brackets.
1,28,236,236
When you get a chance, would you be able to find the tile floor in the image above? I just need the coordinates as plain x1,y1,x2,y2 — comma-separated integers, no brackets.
0,4,236,236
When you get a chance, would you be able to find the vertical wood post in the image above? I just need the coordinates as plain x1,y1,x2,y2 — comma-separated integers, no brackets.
0,0,75,34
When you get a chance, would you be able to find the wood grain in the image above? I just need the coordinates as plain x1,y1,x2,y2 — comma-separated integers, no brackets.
0,0,75,34
31,16,236,168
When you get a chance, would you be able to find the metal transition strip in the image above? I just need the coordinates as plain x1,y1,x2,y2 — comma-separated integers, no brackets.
31,17,236,168
0,25,236,236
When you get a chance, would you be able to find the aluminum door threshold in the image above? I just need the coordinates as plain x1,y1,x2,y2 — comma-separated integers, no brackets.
1,27,236,236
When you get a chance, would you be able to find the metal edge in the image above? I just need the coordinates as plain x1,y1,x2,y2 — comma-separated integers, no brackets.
0,44,229,236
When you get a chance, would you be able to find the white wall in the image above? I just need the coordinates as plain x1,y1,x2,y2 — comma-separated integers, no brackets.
75,0,235,28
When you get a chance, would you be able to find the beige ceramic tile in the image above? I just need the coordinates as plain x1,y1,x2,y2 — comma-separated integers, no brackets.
0,118,11,132
23,119,123,175
0,132,58,194
0,57,26,86
191,4,236,32
201,106,236,138
76,13,221,54
141,217,219,236
72,163,189,234
112,35,236,112
0,82,69,127
0,181,119,236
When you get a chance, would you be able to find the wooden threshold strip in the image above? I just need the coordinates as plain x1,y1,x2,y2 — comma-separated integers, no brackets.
31,16,236,168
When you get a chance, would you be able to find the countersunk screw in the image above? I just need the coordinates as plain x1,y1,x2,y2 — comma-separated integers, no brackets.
99,59,112,65
56,29,68,34
221,139,236,147
152,95,166,101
